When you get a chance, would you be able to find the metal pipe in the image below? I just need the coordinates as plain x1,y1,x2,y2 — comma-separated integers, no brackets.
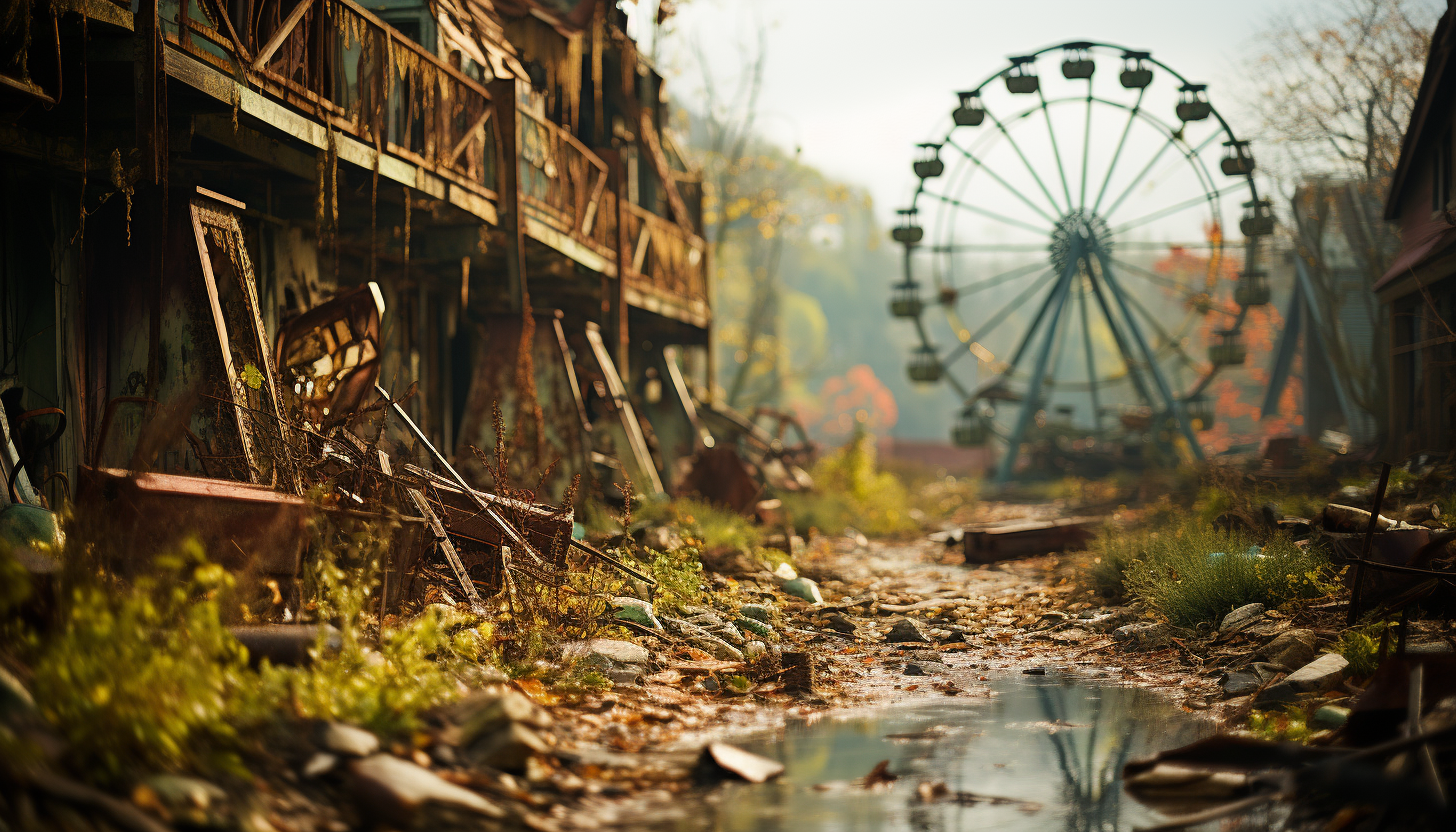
1348,462,1392,626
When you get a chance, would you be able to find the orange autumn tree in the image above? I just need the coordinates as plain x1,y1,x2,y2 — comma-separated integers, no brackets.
1150,238,1304,455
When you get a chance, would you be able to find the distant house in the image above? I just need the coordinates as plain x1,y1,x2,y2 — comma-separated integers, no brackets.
1379,3,1456,457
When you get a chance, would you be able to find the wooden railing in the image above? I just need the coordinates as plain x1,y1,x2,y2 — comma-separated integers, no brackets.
517,107,615,260
167,0,496,194
622,202,708,308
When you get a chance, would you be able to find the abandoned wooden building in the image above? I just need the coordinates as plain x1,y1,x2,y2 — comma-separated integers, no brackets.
1379,0,1456,459
0,0,729,540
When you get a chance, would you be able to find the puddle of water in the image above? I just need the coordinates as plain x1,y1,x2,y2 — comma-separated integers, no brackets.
661,675,1215,831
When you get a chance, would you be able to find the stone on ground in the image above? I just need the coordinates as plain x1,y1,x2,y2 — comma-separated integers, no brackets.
1219,603,1266,633
562,638,650,667
465,722,550,772
1257,653,1349,703
319,722,380,758
886,618,931,644
781,577,823,604
738,603,773,623
1113,622,1170,651
697,742,785,783
1312,705,1351,729
349,754,503,823
1256,629,1319,670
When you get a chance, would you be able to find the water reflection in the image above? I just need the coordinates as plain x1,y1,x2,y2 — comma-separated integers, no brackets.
677,676,1214,832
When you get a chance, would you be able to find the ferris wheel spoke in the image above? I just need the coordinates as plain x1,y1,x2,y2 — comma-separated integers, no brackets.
941,268,1058,372
919,191,1052,236
1110,181,1248,235
1106,257,1198,295
945,138,1061,225
932,243,1047,253
1090,85,1147,214
954,260,1047,297
1100,135,1178,220
1116,281,1204,369
1113,241,1222,250
982,106,1068,216
1036,88,1076,211
1079,82,1094,210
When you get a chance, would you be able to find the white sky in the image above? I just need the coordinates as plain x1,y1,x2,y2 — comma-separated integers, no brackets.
659,0,1309,226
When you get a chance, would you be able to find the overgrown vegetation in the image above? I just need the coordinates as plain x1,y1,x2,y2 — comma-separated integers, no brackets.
781,426,919,538
1089,515,1331,627
635,498,763,554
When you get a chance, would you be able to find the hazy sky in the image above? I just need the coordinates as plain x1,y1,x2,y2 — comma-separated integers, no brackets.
659,0,1314,224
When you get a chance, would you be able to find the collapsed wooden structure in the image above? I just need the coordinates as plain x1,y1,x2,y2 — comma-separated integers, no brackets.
0,0,806,607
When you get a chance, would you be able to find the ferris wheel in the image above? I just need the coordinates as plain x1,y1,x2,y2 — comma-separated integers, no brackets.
890,41,1272,483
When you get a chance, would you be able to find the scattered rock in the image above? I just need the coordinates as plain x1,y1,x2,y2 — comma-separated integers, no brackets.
743,641,768,660
318,722,380,758
562,638,650,667
886,618,932,644
697,743,785,784
1257,629,1319,670
1220,671,1263,698
446,690,551,748
604,666,645,686
466,722,550,772
349,754,503,824
1219,603,1265,633
819,612,857,635
612,597,662,630
1311,705,1350,729
738,603,773,623
1082,607,1136,632
1023,667,1047,676
1258,654,1349,704
302,752,338,778
904,662,949,676
1113,622,1170,651
782,577,824,604
772,562,798,581
133,774,229,826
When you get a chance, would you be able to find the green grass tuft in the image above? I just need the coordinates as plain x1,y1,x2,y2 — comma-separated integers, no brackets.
1109,519,1330,627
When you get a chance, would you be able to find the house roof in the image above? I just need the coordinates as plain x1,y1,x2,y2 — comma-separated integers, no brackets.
1384,2,1456,222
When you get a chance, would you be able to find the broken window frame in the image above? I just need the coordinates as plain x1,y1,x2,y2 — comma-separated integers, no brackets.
188,196,295,489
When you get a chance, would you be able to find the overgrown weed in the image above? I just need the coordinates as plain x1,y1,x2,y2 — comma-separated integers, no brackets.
782,426,917,538
1088,515,1331,626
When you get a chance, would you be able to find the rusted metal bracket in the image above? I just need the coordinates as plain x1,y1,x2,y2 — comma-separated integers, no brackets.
404,487,486,615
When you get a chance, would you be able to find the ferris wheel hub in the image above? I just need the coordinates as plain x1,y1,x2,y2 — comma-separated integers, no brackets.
1048,210,1112,273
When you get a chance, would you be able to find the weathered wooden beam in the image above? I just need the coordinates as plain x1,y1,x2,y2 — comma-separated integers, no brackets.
251,0,313,71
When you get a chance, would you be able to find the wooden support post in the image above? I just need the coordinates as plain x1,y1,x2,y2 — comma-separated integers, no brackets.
1348,462,1392,626
613,156,630,380
489,79,527,313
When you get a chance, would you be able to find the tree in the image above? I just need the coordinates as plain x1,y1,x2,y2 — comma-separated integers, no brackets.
1249,0,1441,443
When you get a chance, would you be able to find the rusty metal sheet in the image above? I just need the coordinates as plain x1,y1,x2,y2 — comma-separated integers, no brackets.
77,465,310,575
